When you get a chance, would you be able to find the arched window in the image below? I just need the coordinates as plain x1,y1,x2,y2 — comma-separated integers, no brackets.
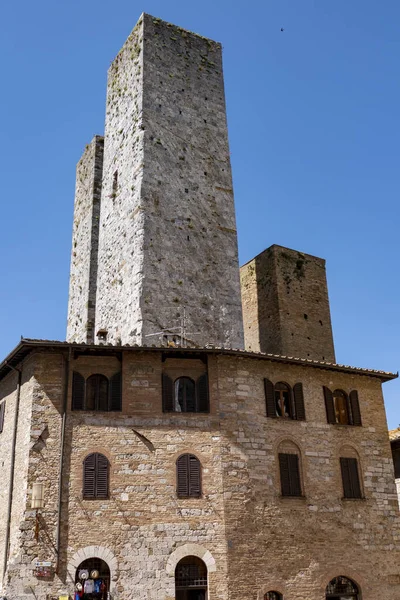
333,390,350,425
86,374,109,411
83,453,109,499
175,377,196,412
75,557,110,595
326,576,360,599
176,454,201,498
175,556,207,600
162,373,209,413
278,441,302,497
72,371,122,411
265,592,283,600
274,382,292,418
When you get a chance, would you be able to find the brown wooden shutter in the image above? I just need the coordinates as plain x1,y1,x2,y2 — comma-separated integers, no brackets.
324,386,336,424
72,371,85,410
95,453,109,498
83,453,96,498
293,383,306,420
162,374,174,412
196,374,209,412
177,454,189,497
264,379,276,418
110,372,122,411
279,453,301,496
188,455,201,497
0,401,5,433
340,457,362,498
349,390,362,426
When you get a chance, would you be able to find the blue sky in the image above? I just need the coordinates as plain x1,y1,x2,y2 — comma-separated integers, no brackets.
0,0,399,428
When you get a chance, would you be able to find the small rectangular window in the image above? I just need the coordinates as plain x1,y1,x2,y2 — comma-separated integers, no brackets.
112,170,118,196
340,457,362,499
0,401,5,433
279,453,302,497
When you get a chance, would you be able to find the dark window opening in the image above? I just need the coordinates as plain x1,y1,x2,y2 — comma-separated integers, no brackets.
279,452,302,497
72,371,122,412
175,556,207,600
392,445,400,479
86,374,109,411
333,390,350,425
326,576,359,599
324,387,362,427
265,593,283,600
340,457,362,499
0,401,5,433
275,382,292,418
162,373,209,413
75,557,110,597
177,454,201,498
83,453,109,499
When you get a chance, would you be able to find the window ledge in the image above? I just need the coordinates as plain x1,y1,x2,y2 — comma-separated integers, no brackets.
279,495,306,504
341,496,366,501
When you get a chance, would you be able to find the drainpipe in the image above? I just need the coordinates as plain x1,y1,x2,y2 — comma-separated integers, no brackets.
2,362,22,588
55,347,71,574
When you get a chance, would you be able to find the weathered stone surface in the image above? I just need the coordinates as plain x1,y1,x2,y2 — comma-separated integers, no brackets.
67,136,104,343
241,244,336,362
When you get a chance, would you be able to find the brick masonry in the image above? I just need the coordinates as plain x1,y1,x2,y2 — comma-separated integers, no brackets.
1,346,400,599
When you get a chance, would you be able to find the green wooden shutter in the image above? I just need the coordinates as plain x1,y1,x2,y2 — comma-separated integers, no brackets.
72,371,85,410
176,454,189,497
323,386,336,424
83,453,96,498
293,383,306,420
196,374,209,412
95,453,109,498
110,372,122,411
349,390,362,426
162,374,174,412
0,401,5,433
188,455,201,498
264,379,276,418
341,457,362,498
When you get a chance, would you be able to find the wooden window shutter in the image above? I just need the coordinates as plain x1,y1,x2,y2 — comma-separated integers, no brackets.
177,454,189,497
188,455,201,498
340,457,362,498
196,373,209,413
264,378,276,418
95,453,109,498
324,386,336,424
72,371,85,410
0,402,5,433
293,383,306,421
110,372,122,411
83,453,96,498
162,374,174,412
349,390,362,426
279,453,301,497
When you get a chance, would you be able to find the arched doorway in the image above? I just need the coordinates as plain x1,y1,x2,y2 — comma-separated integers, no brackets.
175,556,207,600
75,557,110,598
326,576,360,600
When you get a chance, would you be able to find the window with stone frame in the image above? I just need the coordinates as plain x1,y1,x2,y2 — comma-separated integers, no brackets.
264,379,306,420
162,373,209,413
323,387,362,426
264,592,283,600
340,456,363,499
0,401,5,433
72,370,122,411
278,440,303,497
176,454,202,498
83,453,109,499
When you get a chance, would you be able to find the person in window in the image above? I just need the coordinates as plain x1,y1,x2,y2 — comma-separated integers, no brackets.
275,383,292,418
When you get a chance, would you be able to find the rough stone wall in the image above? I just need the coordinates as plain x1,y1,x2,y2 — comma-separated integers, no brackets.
67,136,104,343
0,358,35,594
95,14,244,348
241,244,336,362
2,349,400,599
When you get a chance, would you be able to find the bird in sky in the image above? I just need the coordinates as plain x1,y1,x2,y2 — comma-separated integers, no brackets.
281,28,284,32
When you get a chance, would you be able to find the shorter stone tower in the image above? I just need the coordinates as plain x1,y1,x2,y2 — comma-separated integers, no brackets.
240,244,336,362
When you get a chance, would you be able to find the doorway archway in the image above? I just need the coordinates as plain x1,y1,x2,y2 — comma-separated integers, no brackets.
175,555,207,600
326,576,360,600
75,557,110,597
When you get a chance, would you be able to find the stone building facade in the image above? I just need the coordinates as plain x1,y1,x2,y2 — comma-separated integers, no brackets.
1,11,400,600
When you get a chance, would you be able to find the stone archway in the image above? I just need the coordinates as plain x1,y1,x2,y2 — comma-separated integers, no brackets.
166,544,217,576
67,545,118,591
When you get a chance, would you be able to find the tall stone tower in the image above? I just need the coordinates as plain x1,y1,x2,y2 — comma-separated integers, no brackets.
240,244,336,362
67,13,244,349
